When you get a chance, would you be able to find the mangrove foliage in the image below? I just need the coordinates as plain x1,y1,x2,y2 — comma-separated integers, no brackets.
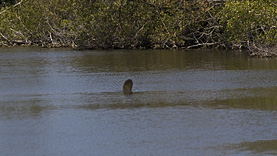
0,0,276,56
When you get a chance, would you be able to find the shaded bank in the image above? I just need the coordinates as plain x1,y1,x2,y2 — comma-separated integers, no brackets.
0,0,276,57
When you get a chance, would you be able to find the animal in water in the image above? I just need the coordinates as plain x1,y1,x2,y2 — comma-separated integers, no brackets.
123,79,133,95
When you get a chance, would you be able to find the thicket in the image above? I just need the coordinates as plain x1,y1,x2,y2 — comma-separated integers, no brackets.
0,0,276,57
220,0,277,57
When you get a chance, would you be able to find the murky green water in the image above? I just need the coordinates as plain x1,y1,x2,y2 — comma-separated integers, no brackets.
0,47,276,156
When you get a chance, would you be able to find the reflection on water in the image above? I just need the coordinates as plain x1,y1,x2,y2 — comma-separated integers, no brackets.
0,47,277,156
208,95,277,110
73,49,277,72
226,140,277,155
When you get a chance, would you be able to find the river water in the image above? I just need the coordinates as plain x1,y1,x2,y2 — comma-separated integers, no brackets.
0,47,276,156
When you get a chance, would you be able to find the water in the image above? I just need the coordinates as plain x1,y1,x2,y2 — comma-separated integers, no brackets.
0,47,276,156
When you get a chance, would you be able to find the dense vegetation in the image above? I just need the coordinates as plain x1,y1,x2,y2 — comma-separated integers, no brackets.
0,0,276,57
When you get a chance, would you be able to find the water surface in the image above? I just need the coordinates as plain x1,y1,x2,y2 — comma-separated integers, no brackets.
0,48,276,156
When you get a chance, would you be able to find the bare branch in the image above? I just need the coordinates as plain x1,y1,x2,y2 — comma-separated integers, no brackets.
187,43,215,49
0,32,10,43
0,0,24,15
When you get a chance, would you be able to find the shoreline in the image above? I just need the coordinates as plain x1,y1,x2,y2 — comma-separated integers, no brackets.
1,42,276,58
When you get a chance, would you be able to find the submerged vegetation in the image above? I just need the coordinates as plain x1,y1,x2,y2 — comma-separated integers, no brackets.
0,0,276,56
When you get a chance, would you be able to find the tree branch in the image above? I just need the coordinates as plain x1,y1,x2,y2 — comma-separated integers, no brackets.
0,0,24,15
187,42,215,49
0,32,10,43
